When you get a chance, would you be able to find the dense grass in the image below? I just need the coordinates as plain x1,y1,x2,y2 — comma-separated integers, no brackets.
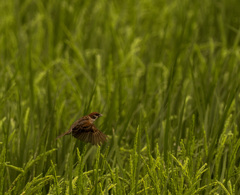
1,0,240,194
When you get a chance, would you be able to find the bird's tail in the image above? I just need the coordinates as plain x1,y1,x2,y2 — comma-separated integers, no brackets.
56,130,71,139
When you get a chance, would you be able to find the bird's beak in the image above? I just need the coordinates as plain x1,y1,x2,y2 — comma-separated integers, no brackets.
99,114,103,117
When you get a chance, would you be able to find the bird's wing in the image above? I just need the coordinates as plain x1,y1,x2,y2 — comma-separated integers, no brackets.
71,121,93,136
56,116,92,139
74,124,107,145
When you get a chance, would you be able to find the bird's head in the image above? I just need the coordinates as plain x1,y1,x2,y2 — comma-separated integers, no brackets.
88,112,103,122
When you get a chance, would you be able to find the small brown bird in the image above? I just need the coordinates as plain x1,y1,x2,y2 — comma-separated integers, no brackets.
57,112,107,145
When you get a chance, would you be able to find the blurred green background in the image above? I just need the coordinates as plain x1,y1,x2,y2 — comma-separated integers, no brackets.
1,0,240,194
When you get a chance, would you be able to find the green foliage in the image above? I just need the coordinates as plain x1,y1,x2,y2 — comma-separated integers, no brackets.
1,0,240,194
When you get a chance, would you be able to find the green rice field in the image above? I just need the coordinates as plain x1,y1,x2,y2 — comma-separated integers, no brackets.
1,0,240,194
